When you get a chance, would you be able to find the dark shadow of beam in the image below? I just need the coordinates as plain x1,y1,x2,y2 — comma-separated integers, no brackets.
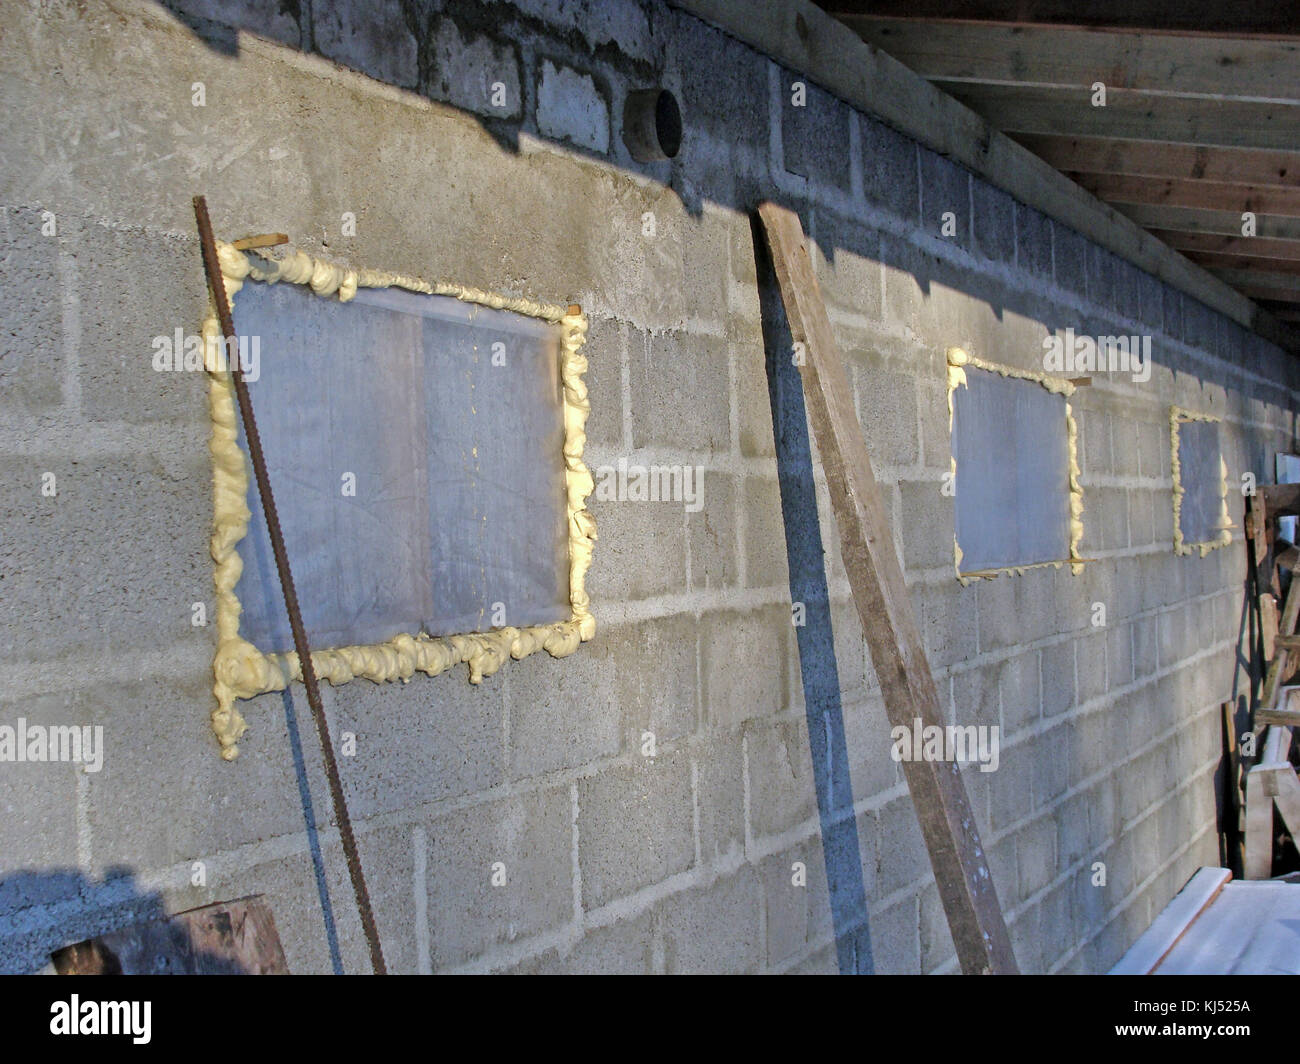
753,213,872,975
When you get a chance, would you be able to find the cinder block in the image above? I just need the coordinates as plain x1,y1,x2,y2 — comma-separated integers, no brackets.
782,80,852,193
1137,270,1164,332
1015,204,1053,280
1052,223,1089,300
674,8,768,148
871,796,930,899
841,693,901,805
1081,486,1129,554
608,612,698,746
688,471,738,591
583,484,686,602
660,864,763,973
917,378,952,473
868,892,919,974
425,784,573,968
745,714,817,838
580,316,625,449
0,454,210,660
627,328,730,454
761,837,832,968
1110,415,1141,477
988,741,1032,831
918,148,970,250
1032,722,1071,810
577,749,694,909
1076,628,1108,704
504,628,622,779
1106,622,1134,688
1055,791,1091,871
915,579,979,669
998,650,1042,735
1016,812,1057,902
424,18,520,117
743,476,789,591
859,114,920,224
0,206,63,415
898,479,954,572
0,690,84,914
971,181,1016,265
513,0,654,63
1009,896,1045,973
694,729,746,865
852,365,919,469
700,606,789,731
811,210,882,321
315,0,418,90
1040,638,1076,718
734,336,776,459
537,59,609,153
77,222,208,425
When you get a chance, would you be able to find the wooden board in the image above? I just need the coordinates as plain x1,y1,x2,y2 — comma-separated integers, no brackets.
51,896,289,975
757,202,1016,975
1109,866,1231,975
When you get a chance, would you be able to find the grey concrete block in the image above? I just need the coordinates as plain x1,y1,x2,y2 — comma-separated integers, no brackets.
971,181,1016,265
743,476,789,590
1032,721,1071,811
701,606,789,731
898,479,954,572
811,209,882,321
1137,270,1164,332
78,222,208,424
1015,203,1053,280
1052,223,1089,300
915,580,979,669
512,0,655,62
782,79,852,193
688,471,738,590
315,0,418,90
425,18,520,117
1076,628,1108,705
1040,638,1076,718
761,837,832,967
745,714,817,838
0,206,63,415
1106,622,1134,688
628,328,730,454
988,742,1032,831
1077,407,1113,479
694,729,746,865
859,114,920,223
917,378,952,473
584,485,686,602
917,148,970,249
537,59,609,153
1081,485,1129,554
661,864,763,973
872,796,930,899
870,891,920,974
1110,415,1141,477
424,784,573,968
607,612,698,745
505,631,621,780
0,454,210,660
841,693,901,805
1162,287,1185,343
853,365,918,468
998,650,1042,735
578,749,694,909
581,316,625,449
1016,812,1057,901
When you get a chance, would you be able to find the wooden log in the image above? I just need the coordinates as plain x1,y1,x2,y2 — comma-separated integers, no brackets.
757,202,1016,975
50,896,289,975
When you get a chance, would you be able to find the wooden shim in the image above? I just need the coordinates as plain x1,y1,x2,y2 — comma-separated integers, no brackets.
51,896,289,975
757,202,1016,975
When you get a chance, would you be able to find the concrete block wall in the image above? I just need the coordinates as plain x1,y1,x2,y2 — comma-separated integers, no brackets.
0,0,1295,973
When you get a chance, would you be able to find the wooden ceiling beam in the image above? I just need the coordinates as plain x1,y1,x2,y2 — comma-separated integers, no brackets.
1150,229,1300,261
1014,135,1300,189
1208,268,1300,302
1117,203,1300,242
943,83,1300,151
821,3,1300,38
1069,173,1300,215
844,18,1300,102
1183,251,1300,275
